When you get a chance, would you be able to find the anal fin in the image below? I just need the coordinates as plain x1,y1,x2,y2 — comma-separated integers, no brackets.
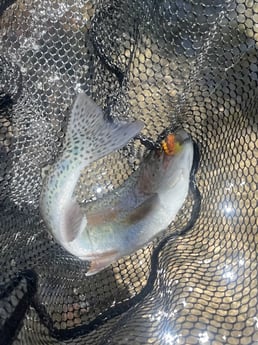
85,250,119,276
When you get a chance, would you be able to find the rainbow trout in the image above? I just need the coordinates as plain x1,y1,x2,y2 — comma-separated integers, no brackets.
40,93,193,275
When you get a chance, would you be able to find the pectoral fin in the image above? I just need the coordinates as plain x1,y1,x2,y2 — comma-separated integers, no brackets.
62,199,87,242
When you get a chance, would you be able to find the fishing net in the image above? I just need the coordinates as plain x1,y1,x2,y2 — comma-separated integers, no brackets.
0,0,257,344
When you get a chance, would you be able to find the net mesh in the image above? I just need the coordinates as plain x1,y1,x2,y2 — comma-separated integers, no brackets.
0,0,257,344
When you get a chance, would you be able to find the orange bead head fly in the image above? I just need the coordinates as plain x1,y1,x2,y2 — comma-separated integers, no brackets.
161,133,182,156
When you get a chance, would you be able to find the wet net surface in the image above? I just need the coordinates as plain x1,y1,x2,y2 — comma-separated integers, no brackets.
0,0,257,344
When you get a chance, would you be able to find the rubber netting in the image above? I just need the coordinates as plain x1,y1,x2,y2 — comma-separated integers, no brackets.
0,0,257,344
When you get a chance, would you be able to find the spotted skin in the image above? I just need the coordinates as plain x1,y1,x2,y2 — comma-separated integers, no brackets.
80,129,193,275
40,93,143,248
40,93,193,276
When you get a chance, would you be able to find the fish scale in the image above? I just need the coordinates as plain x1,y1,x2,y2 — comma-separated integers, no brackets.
40,93,193,275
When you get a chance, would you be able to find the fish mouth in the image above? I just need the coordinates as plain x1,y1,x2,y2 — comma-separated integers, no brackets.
160,129,191,156
174,129,191,145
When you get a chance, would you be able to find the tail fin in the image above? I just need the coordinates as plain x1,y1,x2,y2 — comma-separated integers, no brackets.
64,93,144,165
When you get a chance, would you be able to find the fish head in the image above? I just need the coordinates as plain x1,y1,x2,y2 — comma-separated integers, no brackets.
136,129,193,195
158,129,194,190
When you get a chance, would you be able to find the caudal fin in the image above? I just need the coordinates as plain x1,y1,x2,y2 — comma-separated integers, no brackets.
63,93,144,165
